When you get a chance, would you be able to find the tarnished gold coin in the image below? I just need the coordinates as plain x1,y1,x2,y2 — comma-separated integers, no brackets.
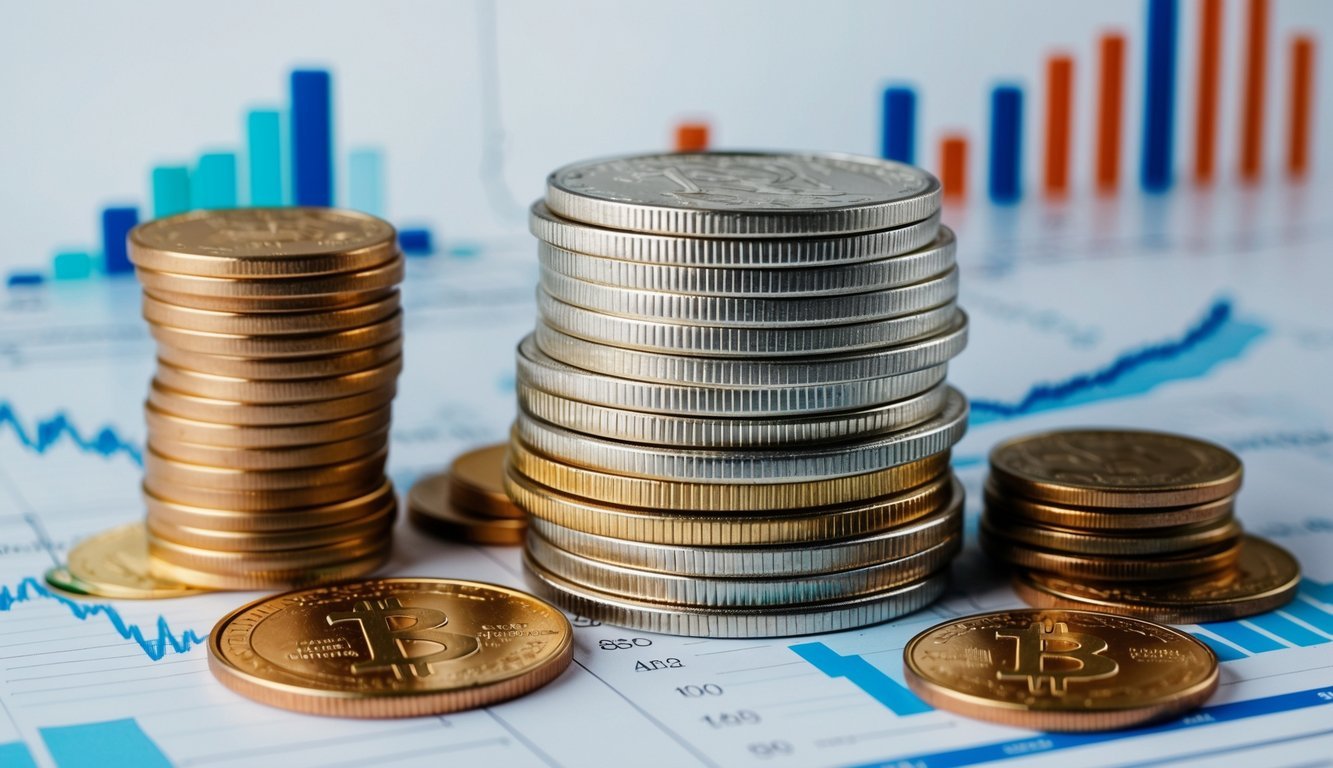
982,512,1242,556
64,523,208,599
981,522,1241,581
449,444,523,519
129,207,398,278
989,429,1242,508
207,578,573,717
410,471,527,545
903,609,1219,731
984,481,1235,530
1013,535,1301,623
44,567,96,596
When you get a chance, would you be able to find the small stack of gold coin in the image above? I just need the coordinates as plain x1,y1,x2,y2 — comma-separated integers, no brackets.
126,208,404,590
501,151,971,637
983,429,1301,623
410,444,527,545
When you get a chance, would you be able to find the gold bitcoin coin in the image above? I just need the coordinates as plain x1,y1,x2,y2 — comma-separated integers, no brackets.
149,496,396,552
64,523,208,599
144,479,395,532
151,545,390,591
448,444,523,519
1013,535,1302,623
981,522,1242,581
409,474,528,546
150,531,387,573
903,609,1219,731
989,429,1242,508
207,578,573,717
984,481,1235,530
44,566,96,596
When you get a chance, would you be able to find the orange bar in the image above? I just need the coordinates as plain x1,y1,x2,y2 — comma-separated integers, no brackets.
675,123,710,152
1288,36,1315,178
939,135,968,200
1095,33,1126,194
1240,0,1269,182
1044,55,1074,197
1194,0,1223,184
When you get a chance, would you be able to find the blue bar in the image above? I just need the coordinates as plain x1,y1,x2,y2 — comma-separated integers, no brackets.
193,152,237,209
348,148,384,216
1191,632,1246,662
246,109,284,206
151,166,190,218
52,251,94,281
1204,620,1286,653
1246,612,1330,647
39,718,171,768
1284,595,1333,634
1303,578,1333,604
1141,0,1178,192
790,642,932,716
880,86,916,164
6,272,44,288
988,84,1023,203
399,228,434,256
291,69,333,206
100,207,138,275
0,742,37,768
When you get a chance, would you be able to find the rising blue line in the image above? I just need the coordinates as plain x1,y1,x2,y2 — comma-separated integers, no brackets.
0,401,142,465
970,298,1265,425
0,577,203,661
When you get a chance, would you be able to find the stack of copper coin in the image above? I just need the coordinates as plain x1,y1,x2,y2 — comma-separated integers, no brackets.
127,208,404,590
410,444,527,545
982,429,1301,623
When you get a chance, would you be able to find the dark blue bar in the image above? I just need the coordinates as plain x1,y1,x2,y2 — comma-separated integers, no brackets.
880,86,916,164
1303,579,1333,604
6,272,45,288
1141,0,1178,192
1191,632,1246,662
988,85,1023,203
101,207,139,275
1202,620,1285,653
291,69,333,206
790,642,931,716
1285,595,1333,634
399,228,434,256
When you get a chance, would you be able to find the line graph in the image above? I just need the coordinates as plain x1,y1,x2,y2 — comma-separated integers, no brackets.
0,577,203,661
0,401,142,465
970,298,1266,426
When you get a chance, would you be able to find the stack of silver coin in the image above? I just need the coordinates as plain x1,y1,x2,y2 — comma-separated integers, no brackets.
506,151,969,637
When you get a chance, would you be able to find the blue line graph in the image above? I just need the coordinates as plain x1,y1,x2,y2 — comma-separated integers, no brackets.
790,642,932,716
970,298,1266,426
0,401,142,465
0,578,203,661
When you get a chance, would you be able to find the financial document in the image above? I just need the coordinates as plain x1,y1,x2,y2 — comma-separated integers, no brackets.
1,185,1332,767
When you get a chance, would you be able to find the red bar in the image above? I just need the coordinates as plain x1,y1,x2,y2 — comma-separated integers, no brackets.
1288,37,1315,178
939,135,968,201
1095,33,1126,194
1194,0,1223,184
1044,55,1074,197
1240,0,1269,182
675,123,710,152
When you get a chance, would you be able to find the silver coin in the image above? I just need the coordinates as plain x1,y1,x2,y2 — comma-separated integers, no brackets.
539,267,958,328
545,152,941,237
539,291,957,357
517,336,948,417
517,379,950,448
514,388,968,482
530,202,941,266
524,556,950,638
533,311,968,387
527,490,962,576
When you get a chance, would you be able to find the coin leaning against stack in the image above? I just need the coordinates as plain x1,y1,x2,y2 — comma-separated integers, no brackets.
126,208,405,590
506,151,971,637
982,429,1301,623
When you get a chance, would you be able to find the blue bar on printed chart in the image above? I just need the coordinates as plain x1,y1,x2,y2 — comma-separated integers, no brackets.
348,149,384,216
151,166,191,218
247,109,284,206
1204,620,1286,654
1283,595,1333,634
53,251,94,280
988,85,1023,203
1245,612,1330,647
399,228,434,256
1191,632,1246,661
0,742,37,768
880,86,916,163
6,272,44,288
39,718,171,768
193,153,238,209
292,69,333,206
1141,0,1178,191
789,642,932,716
101,207,139,274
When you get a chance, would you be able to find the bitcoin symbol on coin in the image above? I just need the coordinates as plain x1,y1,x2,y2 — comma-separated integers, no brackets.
995,621,1119,695
327,596,479,678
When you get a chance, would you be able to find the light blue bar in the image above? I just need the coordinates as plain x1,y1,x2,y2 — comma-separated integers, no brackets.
52,252,94,281
1303,578,1333,604
247,110,284,206
348,148,384,216
151,166,191,218
1205,620,1286,653
1191,632,1246,661
1247,612,1330,647
1284,596,1333,634
193,152,238,210
39,718,171,768
790,642,932,716
0,741,37,768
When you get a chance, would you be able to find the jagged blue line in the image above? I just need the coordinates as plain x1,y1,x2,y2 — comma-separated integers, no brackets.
0,402,142,465
0,577,203,661
970,298,1243,421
